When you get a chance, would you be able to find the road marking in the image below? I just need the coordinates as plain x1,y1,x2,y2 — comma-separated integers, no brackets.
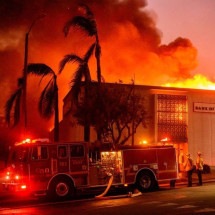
177,205,197,209
160,203,179,206
144,201,161,204
195,208,215,213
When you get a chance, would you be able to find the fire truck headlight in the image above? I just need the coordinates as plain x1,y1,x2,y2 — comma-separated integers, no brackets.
15,175,20,180
20,185,27,190
5,175,10,180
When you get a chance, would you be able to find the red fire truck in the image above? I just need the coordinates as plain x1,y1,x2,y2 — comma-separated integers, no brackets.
2,138,179,200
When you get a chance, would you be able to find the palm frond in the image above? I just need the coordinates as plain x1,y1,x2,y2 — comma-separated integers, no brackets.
58,54,83,74
71,64,86,85
63,16,97,37
70,63,91,101
38,79,56,119
27,63,54,76
5,88,22,126
72,63,91,85
13,90,22,126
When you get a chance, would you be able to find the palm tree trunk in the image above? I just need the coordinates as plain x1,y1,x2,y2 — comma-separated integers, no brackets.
84,126,90,142
95,35,101,84
54,78,59,142
84,83,90,142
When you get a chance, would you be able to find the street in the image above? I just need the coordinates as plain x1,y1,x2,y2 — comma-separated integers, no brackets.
0,183,215,215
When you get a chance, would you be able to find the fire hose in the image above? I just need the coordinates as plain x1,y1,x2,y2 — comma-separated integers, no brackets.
95,173,142,199
95,173,114,199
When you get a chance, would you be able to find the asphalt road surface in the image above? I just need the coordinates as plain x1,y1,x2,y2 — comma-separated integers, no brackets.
1,183,215,215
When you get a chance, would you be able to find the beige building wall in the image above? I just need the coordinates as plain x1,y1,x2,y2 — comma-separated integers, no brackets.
58,84,215,166
187,90,215,166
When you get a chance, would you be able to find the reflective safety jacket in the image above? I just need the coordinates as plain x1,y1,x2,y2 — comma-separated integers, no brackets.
196,156,204,171
184,157,193,171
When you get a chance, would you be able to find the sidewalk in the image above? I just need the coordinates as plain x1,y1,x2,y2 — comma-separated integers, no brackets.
160,166,215,188
182,166,215,182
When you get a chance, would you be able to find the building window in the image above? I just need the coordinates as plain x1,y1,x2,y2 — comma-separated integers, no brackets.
157,94,187,143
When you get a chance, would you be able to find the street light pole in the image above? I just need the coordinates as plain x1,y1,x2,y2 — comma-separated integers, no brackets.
23,32,28,129
22,14,46,130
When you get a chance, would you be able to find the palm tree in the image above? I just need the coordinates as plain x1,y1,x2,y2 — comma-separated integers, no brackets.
63,3,101,84
59,43,95,98
59,44,95,141
62,4,103,142
26,63,59,142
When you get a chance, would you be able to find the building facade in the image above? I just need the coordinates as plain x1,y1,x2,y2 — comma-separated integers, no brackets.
58,83,215,166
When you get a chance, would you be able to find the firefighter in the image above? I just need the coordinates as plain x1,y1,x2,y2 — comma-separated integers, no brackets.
183,153,193,187
196,151,204,186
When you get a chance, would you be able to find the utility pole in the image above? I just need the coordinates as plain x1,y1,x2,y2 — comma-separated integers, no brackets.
22,14,46,130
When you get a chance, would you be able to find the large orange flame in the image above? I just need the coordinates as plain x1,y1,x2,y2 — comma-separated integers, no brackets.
163,74,215,90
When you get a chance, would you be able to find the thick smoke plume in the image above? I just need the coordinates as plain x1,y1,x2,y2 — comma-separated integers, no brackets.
0,0,198,138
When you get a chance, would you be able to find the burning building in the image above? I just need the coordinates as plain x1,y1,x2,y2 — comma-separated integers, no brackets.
57,83,215,167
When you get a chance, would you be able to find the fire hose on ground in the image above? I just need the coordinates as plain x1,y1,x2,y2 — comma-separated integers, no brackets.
94,173,142,200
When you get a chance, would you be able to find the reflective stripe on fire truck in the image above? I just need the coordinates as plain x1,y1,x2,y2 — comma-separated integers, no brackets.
157,170,177,174
124,163,158,176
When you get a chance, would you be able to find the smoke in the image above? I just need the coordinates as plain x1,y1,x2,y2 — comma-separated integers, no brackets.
0,0,198,137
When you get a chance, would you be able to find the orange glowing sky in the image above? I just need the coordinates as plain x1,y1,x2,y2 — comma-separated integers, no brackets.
1,0,215,136
150,0,215,75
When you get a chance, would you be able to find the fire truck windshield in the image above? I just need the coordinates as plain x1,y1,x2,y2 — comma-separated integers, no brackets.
10,146,29,163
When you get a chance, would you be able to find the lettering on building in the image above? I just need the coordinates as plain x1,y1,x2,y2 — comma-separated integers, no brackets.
193,102,215,113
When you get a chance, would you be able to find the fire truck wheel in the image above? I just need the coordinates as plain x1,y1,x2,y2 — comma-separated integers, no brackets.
48,177,75,200
136,171,156,192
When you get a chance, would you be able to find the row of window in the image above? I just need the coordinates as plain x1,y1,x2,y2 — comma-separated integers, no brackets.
31,145,85,160
157,94,188,143
13,145,85,162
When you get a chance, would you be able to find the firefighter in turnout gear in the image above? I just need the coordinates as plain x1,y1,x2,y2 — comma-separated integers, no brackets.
184,153,194,187
196,151,204,186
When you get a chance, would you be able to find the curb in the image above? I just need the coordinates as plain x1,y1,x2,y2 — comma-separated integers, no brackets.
160,176,215,188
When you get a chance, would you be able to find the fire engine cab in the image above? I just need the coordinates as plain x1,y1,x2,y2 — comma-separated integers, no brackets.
2,138,179,200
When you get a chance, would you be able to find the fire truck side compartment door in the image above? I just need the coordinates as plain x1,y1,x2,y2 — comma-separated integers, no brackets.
157,147,178,180
69,144,88,186
57,145,69,173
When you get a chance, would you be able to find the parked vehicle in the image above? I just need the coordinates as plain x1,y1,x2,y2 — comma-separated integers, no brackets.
1,138,179,200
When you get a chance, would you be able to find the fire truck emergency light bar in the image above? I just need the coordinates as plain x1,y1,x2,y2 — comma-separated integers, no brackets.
15,138,50,146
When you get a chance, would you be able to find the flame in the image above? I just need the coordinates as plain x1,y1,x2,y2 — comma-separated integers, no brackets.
1,0,213,139
163,74,215,90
